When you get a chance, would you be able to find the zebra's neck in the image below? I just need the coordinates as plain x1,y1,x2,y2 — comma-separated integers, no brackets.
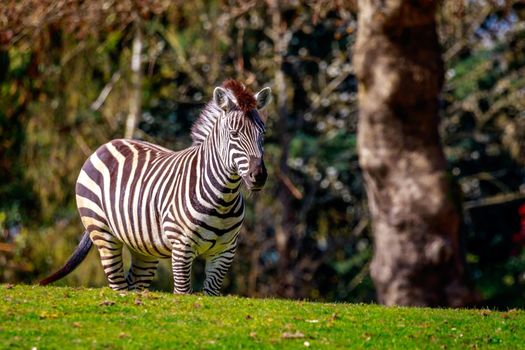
195,132,243,213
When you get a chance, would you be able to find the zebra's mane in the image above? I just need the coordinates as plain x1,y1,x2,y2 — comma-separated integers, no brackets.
190,80,256,146
190,101,223,145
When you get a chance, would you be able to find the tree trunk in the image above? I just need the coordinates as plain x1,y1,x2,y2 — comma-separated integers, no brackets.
124,20,143,139
354,0,473,306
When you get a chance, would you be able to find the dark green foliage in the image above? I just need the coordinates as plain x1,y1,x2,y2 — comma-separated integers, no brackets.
442,8,525,308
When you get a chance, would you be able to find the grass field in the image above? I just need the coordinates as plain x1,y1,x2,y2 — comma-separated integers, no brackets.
1,284,524,349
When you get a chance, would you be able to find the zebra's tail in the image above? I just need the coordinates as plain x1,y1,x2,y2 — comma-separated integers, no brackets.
39,231,93,286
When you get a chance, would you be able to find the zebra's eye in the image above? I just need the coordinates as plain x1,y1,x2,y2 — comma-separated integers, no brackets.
231,130,239,137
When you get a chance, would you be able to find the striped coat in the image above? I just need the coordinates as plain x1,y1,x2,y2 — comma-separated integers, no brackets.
40,80,272,295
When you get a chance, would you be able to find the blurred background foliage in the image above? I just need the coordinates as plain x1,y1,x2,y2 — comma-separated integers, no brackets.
1,0,524,308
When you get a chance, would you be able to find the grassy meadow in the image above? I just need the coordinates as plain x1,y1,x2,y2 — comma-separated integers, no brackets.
1,284,524,349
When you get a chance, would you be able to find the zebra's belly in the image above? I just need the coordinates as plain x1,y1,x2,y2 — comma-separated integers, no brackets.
105,214,172,258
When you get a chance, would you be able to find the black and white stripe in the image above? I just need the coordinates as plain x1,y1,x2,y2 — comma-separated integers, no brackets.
75,81,271,295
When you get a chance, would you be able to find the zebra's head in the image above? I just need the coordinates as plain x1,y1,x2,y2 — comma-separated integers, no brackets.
213,81,272,192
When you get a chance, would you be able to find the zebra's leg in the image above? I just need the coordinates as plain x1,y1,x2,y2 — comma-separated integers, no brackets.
89,230,127,291
170,242,196,294
126,251,159,291
203,246,236,296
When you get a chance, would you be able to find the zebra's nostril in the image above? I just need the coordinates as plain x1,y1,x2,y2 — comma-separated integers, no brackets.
248,169,267,184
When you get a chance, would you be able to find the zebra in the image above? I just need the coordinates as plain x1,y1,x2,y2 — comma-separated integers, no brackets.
39,80,272,295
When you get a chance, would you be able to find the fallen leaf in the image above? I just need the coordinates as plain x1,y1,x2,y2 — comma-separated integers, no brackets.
134,299,142,306
99,300,115,306
327,312,339,326
362,332,372,341
39,311,59,319
72,322,81,328
119,332,129,339
502,309,518,319
249,332,257,339
282,331,305,339
141,291,159,300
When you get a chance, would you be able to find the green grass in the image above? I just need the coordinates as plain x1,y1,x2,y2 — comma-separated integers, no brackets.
1,285,524,349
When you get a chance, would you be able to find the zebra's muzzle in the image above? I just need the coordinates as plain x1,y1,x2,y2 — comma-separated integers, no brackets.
244,156,267,191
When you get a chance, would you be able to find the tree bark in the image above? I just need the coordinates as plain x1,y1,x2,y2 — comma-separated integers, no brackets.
354,0,472,306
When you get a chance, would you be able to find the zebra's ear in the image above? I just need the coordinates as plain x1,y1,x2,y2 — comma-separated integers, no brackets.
213,87,233,112
255,87,272,110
